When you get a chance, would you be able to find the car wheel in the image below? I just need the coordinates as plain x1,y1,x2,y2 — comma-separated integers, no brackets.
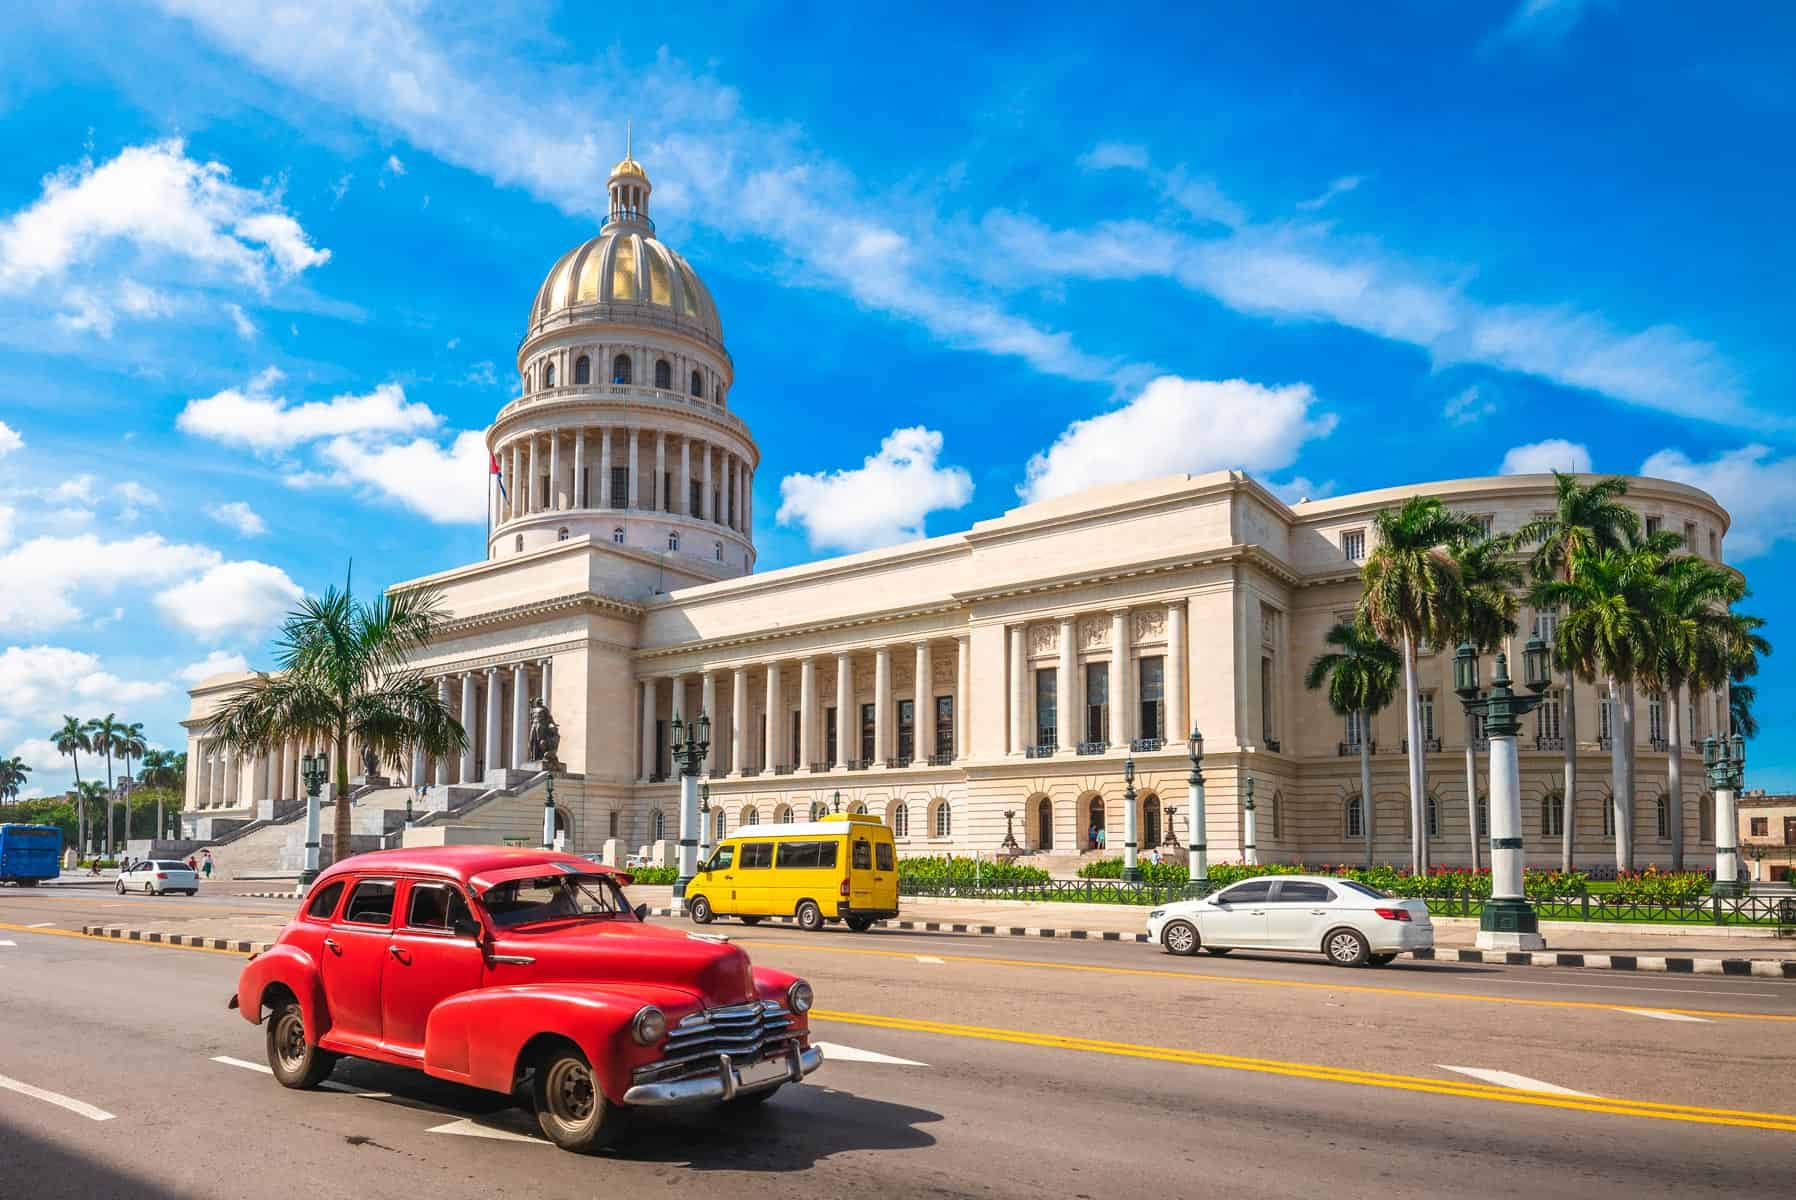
1161,920,1200,956
845,916,873,933
115,880,126,894
1202,946,1233,956
1367,952,1398,967
146,882,156,895
267,1000,338,1089
739,915,763,926
1324,927,1370,967
795,900,824,932
533,1045,622,1154
688,895,714,924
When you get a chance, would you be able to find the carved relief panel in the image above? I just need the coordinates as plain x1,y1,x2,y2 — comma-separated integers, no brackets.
1132,606,1167,645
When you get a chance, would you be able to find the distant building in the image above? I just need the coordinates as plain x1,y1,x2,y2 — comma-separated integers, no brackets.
1740,792,1796,883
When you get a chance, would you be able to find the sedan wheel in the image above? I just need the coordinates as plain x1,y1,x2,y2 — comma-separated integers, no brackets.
1161,920,1199,956
533,1047,622,1153
1324,928,1370,967
266,1001,338,1089
145,882,156,895
114,881,125,894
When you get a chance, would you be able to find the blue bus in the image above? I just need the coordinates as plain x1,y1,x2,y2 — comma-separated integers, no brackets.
0,823,62,886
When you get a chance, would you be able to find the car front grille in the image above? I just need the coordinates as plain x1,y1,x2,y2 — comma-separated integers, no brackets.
632,1000,795,1083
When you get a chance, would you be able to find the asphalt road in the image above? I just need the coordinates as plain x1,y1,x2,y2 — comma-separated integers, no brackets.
3,887,1794,1198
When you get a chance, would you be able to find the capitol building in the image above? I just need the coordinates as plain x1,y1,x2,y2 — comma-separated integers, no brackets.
182,150,1735,871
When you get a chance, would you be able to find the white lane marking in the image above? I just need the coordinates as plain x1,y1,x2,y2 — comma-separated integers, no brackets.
0,940,16,946
813,1041,928,1067
27,922,55,928
1437,1065,1593,1097
1462,977,1779,999
915,955,944,964
1620,1007,1711,1023
213,1055,390,1095
427,1117,544,1143
212,1055,271,1075
0,1073,116,1121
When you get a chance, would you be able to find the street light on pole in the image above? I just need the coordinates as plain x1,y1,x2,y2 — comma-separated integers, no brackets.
1121,756,1141,882
699,781,712,856
541,769,557,850
1705,733,1747,897
299,751,327,890
670,711,711,913
1242,776,1258,867
1185,726,1209,895
1453,635,1552,950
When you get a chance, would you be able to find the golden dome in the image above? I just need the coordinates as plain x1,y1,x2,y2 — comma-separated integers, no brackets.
528,228,723,345
610,155,647,180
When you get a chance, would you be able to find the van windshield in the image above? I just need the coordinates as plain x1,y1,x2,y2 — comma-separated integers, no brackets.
481,874,629,927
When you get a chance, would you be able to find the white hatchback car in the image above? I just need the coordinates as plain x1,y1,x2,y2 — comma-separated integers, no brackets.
116,860,200,896
1146,875,1433,966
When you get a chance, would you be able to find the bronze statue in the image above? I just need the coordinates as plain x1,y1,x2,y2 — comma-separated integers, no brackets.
528,698,562,767
360,744,380,778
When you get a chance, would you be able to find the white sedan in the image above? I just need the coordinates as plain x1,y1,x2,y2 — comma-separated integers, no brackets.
116,860,200,896
1146,875,1433,966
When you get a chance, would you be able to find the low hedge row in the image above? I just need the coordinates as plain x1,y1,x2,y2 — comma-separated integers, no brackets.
1074,858,1714,902
896,856,1051,887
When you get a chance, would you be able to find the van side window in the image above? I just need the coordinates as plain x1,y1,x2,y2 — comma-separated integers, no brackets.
706,845,735,871
305,879,346,920
851,840,872,869
738,843,774,869
875,843,894,871
775,840,838,870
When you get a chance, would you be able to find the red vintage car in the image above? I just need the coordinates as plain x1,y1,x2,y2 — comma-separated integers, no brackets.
230,846,821,1152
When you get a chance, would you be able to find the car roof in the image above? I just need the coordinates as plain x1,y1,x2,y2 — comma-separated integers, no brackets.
1221,875,1343,886
727,820,887,839
312,845,623,887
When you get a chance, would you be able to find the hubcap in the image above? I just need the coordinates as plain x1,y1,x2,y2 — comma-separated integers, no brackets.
1329,933,1358,962
276,1013,306,1070
545,1058,596,1126
1166,924,1195,953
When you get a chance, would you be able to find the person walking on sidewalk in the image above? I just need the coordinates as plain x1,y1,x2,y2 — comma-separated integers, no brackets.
201,850,214,880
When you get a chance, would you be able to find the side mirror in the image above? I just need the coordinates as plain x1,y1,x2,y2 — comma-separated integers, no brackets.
451,917,482,940
633,902,650,922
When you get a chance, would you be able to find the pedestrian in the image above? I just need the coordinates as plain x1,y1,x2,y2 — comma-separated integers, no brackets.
1088,823,1098,848
186,855,197,871
202,852,214,880
1097,826,1106,850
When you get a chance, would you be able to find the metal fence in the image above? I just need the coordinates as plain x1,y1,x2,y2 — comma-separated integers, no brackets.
899,878,1195,906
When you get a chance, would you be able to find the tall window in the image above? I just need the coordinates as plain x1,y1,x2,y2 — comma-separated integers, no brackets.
1345,794,1364,839
1419,691,1437,741
574,355,590,385
662,471,672,512
1538,690,1562,740
690,369,703,396
1542,792,1564,836
1472,514,1494,538
1342,529,1366,560
824,707,837,766
1345,710,1366,748
1477,794,1489,836
1259,656,1274,742
1425,796,1439,837
1602,795,1616,837
1085,662,1109,744
1144,796,1162,845
610,466,629,508
1683,521,1698,552
1708,530,1718,559
893,802,909,838
1034,668,1058,749
859,702,876,763
897,699,915,760
1533,607,1559,641
1648,694,1664,742
690,479,703,516
1139,656,1165,741
790,711,801,766
654,359,672,390
1655,794,1671,840
612,354,632,384
544,362,556,388
933,801,952,838
1699,794,1713,841
1598,692,1613,741
1645,514,1663,537
935,695,954,759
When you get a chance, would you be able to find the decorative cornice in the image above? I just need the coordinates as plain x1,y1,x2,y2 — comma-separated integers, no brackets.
636,598,966,663
436,591,643,636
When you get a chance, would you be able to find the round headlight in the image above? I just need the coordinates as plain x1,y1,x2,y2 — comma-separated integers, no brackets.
631,1005,667,1045
787,980,814,1014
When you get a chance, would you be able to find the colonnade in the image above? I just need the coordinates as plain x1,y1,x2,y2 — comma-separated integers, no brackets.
1005,600,1188,757
492,425,751,534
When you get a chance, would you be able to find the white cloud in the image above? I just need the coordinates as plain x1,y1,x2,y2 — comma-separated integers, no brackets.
207,500,267,537
0,645,170,737
0,531,220,633
1297,175,1364,211
178,649,251,683
316,428,490,524
115,481,161,520
227,302,258,339
0,505,13,549
384,154,406,177
0,420,20,457
1077,143,1151,172
1021,375,1337,504
1497,0,1602,45
1640,444,1796,559
177,367,439,451
50,474,98,505
1498,438,1592,476
155,560,303,641
1443,385,1496,427
9,736,68,772
777,427,973,553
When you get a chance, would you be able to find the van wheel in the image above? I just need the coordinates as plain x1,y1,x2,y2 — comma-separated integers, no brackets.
795,900,824,932
845,916,873,933
533,1045,623,1154
739,915,763,926
267,1000,338,1089
688,896,714,924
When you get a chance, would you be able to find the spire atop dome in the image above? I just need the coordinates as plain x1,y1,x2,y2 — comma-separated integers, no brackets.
605,122,652,232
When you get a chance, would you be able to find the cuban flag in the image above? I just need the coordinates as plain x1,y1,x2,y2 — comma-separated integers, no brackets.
490,452,509,503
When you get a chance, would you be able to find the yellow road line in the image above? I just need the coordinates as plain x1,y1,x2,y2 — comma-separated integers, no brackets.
0,921,256,959
813,1009,1796,1133
741,938,1796,1023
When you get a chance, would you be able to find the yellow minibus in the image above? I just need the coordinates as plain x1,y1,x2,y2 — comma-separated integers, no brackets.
685,813,899,932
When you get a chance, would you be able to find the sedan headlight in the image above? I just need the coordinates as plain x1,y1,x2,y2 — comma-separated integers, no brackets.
1148,909,1166,919
787,980,814,1014
631,1005,667,1045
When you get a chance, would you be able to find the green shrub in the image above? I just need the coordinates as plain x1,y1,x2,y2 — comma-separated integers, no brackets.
1611,867,1710,903
622,865,679,885
897,856,1050,887
1075,858,1591,899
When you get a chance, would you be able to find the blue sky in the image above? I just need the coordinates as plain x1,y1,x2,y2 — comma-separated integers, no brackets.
1,1,1792,797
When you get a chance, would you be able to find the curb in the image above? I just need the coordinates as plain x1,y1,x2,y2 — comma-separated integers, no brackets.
1412,946,1796,979
235,891,299,899
82,925,274,955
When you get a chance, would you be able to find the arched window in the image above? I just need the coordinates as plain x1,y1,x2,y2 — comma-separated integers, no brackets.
612,354,632,384
1655,794,1671,840
574,355,591,385
514,534,523,552
712,808,726,840
652,810,664,840
714,541,723,561
1142,795,1161,847
892,803,909,839
544,362,556,389
690,369,703,396
612,527,625,544
850,802,867,815
774,804,793,824
1271,790,1283,840
654,359,672,390
809,801,826,821
1345,793,1364,839
557,527,569,542
741,805,759,827
933,800,952,839
1425,796,1439,838
1541,792,1564,837
667,531,679,551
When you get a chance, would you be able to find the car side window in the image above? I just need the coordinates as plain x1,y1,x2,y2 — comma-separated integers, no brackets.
1275,881,1334,904
706,845,735,871
738,842,773,869
851,840,872,870
305,880,346,921
405,883,473,932
342,879,397,926
1217,880,1273,904
875,842,894,871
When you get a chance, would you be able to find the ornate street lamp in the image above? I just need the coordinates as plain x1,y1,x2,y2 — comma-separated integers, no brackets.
1704,733,1747,897
1000,809,1021,857
1453,636,1552,950
541,769,557,850
1242,776,1258,867
699,780,712,856
299,750,328,889
670,711,711,911
1121,756,1141,882
832,790,842,814
1185,727,1208,895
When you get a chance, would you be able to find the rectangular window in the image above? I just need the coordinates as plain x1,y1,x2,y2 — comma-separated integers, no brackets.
897,699,915,759
540,475,551,509
1533,607,1559,641
934,695,954,759
1345,711,1364,747
860,702,876,763
691,479,703,516
791,709,801,766
1785,816,1796,845
1645,514,1663,536
824,707,837,766
1259,656,1275,741
1085,662,1109,745
875,842,895,871
1034,668,1058,749
757,715,766,769
609,466,629,508
1683,521,1698,552
579,467,589,508
775,840,839,870
1538,691,1562,740
1472,514,1494,538
655,719,669,779
738,842,773,869
851,839,872,869
1139,656,1165,741
1709,530,1718,559
1342,529,1366,560
608,811,619,838
1419,691,1436,742
662,471,672,512
1598,694,1612,741
1649,695,1665,742
406,883,471,932
1749,817,1768,837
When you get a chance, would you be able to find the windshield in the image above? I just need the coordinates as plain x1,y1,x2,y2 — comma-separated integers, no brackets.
480,874,631,927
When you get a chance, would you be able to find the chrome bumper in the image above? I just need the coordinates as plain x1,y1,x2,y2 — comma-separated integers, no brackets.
622,1042,823,1107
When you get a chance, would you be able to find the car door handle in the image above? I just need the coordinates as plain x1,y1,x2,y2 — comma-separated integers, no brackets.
323,938,340,954
388,945,410,964
1310,910,1328,916
489,954,535,965
1250,910,1265,916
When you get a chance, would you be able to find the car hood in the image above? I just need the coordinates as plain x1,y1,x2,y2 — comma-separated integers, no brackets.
487,919,755,1010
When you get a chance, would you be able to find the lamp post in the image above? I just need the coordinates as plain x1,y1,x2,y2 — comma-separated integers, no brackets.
670,711,711,912
1453,636,1552,950
1185,727,1208,895
1705,733,1747,897
1242,776,1258,867
832,791,842,814
541,770,557,850
1121,756,1141,882
699,781,712,856
299,751,327,889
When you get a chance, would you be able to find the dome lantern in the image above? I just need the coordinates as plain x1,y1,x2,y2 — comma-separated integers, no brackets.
606,120,652,234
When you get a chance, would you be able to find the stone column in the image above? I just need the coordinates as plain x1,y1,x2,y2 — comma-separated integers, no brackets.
1057,617,1076,752
512,662,530,766
736,456,746,531
679,437,691,516
836,652,854,766
640,677,659,781
915,641,933,762
1009,625,1026,754
955,635,971,760
484,667,502,778
1167,599,1188,743
526,438,539,514
875,647,892,765
702,441,713,522
548,431,561,512
599,428,613,508
655,431,667,512
745,465,753,532
1111,610,1131,746
764,661,783,771
411,736,425,790
628,428,640,510
732,667,748,774
701,671,717,772
225,747,240,807
459,674,478,782
541,657,553,712
436,677,452,785
799,657,817,769
574,428,586,508
671,672,686,729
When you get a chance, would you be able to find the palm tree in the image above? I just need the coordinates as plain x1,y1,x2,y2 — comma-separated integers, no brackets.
1448,533,1524,870
1516,473,1641,871
115,722,147,841
85,713,123,856
139,748,179,838
53,716,91,852
0,756,29,803
1357,496,1485,872
75,781,107,858
209,583,466,869
1304,621,1400,866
